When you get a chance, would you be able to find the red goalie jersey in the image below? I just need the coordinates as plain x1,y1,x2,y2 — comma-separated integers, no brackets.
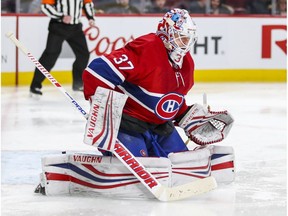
83,33,195,125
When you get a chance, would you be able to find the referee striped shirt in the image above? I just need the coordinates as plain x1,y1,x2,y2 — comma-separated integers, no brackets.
41,0,95,24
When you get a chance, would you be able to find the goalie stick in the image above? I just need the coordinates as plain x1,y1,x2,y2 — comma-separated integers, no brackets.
6,32,217,201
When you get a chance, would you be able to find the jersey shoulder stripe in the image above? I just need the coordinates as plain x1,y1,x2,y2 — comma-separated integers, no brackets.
101,56,125,81
86,67,115,89
118,82,165,114
88,57,125,87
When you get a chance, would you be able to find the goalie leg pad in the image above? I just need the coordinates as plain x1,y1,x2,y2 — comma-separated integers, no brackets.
168,148,211,187
209,145,235,183
38,153,171,199
168,145,235,186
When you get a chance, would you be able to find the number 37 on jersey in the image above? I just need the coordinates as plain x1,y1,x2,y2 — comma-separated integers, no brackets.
113,54,134,70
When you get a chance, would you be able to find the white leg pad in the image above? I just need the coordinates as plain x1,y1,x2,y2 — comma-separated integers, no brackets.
168,148,211,187
168,145,235,186
40,153,171,199
209,145,235,183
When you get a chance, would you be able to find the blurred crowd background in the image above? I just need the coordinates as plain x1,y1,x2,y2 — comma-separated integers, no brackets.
1,0,286,16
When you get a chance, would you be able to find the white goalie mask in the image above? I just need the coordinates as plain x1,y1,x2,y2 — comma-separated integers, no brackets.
156,8,197,68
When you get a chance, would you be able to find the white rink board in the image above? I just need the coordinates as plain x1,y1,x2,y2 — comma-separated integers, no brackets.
1,16,17,72
1,15,286,73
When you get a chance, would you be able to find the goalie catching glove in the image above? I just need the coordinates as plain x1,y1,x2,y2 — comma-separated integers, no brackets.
177,103,234,145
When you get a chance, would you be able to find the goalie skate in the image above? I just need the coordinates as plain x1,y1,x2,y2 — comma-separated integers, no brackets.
34,172,46,195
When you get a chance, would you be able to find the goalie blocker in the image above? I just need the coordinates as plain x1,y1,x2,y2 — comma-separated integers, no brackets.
34,145,234,198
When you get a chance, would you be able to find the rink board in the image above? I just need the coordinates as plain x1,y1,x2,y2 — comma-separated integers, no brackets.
1,15,286,85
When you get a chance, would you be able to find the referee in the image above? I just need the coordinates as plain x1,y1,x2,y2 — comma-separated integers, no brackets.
30,0,95,96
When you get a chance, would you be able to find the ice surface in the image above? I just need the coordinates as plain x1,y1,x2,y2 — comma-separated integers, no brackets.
1,83,287,216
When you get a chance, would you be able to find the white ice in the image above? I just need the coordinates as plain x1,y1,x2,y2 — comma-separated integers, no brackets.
1,83,287,216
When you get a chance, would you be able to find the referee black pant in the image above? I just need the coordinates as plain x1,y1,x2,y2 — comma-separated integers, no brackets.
30,20,90,89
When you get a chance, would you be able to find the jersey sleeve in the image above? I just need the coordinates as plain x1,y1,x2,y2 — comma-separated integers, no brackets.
83,0,95,20
41,0,63,20
83,36,149,100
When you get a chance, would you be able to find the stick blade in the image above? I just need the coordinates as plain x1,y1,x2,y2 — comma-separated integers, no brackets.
157,176,217,201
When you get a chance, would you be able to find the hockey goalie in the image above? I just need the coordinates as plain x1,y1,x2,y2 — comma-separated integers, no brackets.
35,8,235,200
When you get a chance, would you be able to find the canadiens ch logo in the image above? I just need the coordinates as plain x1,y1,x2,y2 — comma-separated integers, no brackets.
155,93,184,120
